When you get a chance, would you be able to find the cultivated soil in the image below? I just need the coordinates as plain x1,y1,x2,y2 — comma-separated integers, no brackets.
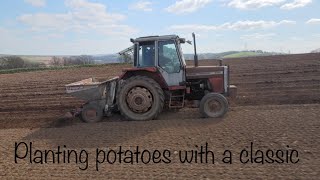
0,53,319,179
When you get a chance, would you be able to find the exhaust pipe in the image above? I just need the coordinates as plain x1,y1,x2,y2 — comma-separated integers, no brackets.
192,32,198,67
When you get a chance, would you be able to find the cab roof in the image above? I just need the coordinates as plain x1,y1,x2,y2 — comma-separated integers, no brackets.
131,35,180,43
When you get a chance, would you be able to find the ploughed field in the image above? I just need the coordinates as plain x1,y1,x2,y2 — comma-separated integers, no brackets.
0,53,319,179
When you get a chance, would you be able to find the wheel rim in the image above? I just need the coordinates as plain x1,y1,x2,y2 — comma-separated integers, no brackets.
204,98,223,117
85,109,98,121
126,87,153,113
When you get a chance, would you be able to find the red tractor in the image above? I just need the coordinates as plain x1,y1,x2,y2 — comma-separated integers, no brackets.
66,33,237,122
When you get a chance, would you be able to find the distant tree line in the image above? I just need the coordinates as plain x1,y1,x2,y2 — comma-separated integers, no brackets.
119,53,133,63
49,55,95,66
0,56,44,70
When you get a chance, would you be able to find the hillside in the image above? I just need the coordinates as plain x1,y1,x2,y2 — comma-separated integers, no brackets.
185,50,283,60
223,51,264,58
0,50,287,64
311,48,320,53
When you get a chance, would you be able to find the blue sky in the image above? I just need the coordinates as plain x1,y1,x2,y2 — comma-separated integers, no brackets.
0,0,319,55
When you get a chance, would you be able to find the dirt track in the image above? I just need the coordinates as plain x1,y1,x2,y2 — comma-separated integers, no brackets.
0,53,320,179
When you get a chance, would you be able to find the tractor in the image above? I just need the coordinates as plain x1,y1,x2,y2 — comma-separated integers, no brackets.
66,33,237,122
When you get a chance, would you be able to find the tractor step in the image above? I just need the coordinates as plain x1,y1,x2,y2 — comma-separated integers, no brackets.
169,91,185,108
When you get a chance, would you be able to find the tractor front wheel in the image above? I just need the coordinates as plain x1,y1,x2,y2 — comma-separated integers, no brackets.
80,103,103,123
200,93,229,118
117,76,164,121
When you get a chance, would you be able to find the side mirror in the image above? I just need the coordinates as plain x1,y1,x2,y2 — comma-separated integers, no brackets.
186,40,192,45
179,38,186,44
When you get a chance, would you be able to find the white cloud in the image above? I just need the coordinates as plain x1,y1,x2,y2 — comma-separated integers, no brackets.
169,20,296,31
19,13,73,32
312,34,320,38
241,33,276,40
290,36,304,41
166,0,212,14
65,0,125,22
227,0,286,9
280,0,312,10
130,1,153,11
0,26,133,55
227,0,312,10
24,0,46,7
18,0,137,36
306,18,320,25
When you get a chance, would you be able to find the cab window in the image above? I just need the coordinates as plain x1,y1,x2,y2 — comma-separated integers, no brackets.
138,41,155,67
158,40,181,73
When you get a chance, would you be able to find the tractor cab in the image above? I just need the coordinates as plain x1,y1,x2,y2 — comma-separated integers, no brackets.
127,35,187,87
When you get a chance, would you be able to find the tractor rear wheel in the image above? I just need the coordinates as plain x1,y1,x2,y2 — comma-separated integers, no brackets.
200,93,228,118
80,103,103,123
117,76,164,121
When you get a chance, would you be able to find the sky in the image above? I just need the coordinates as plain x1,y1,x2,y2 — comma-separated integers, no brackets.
0,0,320,55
